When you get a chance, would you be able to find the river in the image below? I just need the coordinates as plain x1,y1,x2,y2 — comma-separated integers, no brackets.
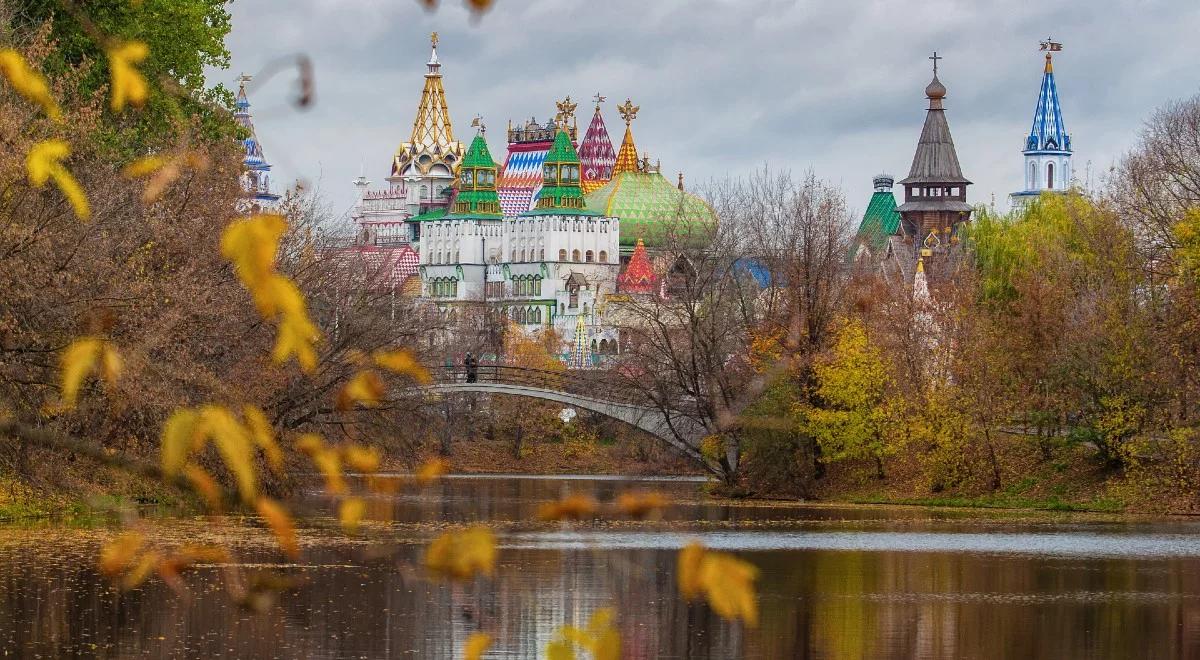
2,474,1199,658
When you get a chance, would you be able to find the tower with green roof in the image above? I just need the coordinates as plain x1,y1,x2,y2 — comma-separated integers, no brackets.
533,129,588,213
452,133,503,218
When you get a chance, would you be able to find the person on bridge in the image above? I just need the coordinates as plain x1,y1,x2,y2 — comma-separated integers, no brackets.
464,352,478,383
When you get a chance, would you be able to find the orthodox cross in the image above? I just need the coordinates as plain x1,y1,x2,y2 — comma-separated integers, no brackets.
928,51,942,76
617,97,639,126
431,32,439,48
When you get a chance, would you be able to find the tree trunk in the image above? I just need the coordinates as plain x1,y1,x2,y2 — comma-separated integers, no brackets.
983,427,1002,491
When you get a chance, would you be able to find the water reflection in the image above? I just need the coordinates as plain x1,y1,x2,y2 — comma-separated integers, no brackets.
1,476,1199,658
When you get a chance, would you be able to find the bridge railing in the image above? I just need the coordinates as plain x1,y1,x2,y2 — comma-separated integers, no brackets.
428,364,648,406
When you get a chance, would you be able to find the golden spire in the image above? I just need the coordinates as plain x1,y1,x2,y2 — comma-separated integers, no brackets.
391,34,465,178
916,257,925,273
612,98,640,176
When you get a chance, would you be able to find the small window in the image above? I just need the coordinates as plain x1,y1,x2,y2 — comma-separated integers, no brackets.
572,249,581,261
599,250,608,263
1047,162,1055,189
585,250,594,263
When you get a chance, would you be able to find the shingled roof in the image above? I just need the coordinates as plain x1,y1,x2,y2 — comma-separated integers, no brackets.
898,75,971,186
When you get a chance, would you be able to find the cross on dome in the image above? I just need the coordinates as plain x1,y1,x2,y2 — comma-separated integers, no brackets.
928,51,942,76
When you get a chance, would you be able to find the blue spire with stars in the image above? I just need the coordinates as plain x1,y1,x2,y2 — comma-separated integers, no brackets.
234,74,280,209
1025,52,1070,154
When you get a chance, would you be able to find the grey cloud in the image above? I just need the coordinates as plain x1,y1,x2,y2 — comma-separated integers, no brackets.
216,0,1200,219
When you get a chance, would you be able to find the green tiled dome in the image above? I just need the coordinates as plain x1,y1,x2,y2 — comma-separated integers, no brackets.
584,171,716,247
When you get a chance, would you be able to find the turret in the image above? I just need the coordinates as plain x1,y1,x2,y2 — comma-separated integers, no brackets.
1011,40,1072,206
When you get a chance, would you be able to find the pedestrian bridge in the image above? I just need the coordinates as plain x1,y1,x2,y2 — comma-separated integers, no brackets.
418,365,709,465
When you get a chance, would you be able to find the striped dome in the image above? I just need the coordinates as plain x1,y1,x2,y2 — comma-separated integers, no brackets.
584,171,715,248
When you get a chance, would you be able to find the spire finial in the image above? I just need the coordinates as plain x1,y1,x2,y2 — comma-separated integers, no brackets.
555,95,578,130
678,171,684,190
592,92,606,111
471,114,485,135
1039,37,1062,73
431,31,439,48
929,51,942,77
617,98,639,126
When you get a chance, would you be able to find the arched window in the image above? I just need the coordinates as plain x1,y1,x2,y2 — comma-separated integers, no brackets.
559,249,567,261
539,248,545,261
1047,162,1055,189
591,339,598,353
583,302,590,316
572,249,581,262
520,249,527,262
1030,162,1037,189
598,250,608,263
585,250,594,263
511,249,517,262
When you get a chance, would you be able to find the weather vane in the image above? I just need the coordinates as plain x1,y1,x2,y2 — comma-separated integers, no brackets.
471,114,485,134
617,97,639,125
928,51,942,76
592,92,607,110
431,32,439,48
1040,37,1063,52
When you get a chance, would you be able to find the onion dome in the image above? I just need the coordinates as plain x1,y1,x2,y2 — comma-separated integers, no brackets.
529,129,593,214
585,170,715,248
450,133,502,218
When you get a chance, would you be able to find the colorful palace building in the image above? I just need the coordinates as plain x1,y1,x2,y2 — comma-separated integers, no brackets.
343,34,715,365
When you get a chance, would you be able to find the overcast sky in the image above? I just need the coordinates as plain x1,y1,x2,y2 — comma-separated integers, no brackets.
217,0,1200,220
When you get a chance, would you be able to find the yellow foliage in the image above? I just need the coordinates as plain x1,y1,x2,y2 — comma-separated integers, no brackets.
337,370,385,410
255,497,299,559
27,139,89,219
123,152,210,203
106,41,149,111
614,491,669,519
0,49,62,121
373,349,432,384
122,155,168,178
537,494,598,521
295,433,325,456
547,608,621,660
338,497,366,534
99,532,145,576
463,632,492,660
160,409,200,476
424,525,497,580
182,464,222,510
121,550,161,590
312,448,347,495
197,406,257,502
59,336,121,407
243,405,283,473
677,541,759,626
416,457,449,485
343,445,381,473
221,215,287,289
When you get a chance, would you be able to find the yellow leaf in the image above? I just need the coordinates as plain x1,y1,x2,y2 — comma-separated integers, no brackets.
424,525,496,581
338,497,366,534
0,49,62,120
416,457,449,486
699,551,759,626
463,632,492,660
160,409,200,476
677,541,705,600
26,140,89,220
545,640,575,660
122,155,168,178
197,406,257,502
59,336,102,407
537,494,598,522
99,532,145,576
614,491,669,519
99,343,122,386
373,349,431,384
121,551,161,590
220,214,287,289
255,497,299,559
337,370,385,410
312,449,347,495
182,464,222,510
295,433,325,456
273,305,320,372
243,405,283,473
107,41,149,112
343,444,381,473
677,542,760,627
